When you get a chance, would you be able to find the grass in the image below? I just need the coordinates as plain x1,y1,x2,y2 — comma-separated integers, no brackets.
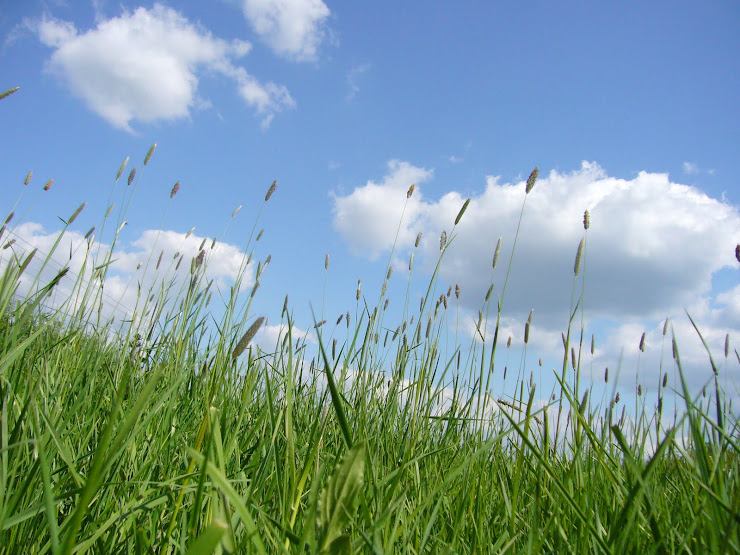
0,137,738,553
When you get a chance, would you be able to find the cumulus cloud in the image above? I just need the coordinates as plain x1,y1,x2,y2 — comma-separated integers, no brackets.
0,222,256,325
332,160,433,260
331,160,740,393
240,0,330,61
34,4,294,131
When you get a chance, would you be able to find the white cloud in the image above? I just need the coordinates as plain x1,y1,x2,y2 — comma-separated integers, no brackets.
0,222,255,325
240,0,330,61
34,4,293,132
332,161,740,395
331,160,433,260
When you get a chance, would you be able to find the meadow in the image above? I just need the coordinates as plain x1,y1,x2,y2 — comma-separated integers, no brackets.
0,119,738,551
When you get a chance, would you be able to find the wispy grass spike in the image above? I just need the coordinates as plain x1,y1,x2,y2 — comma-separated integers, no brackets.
574,238,585,276
143,143,156,166
0,86,20,101
67,202,86,225
265,180,277,201
232,316,265,359
116,157,129,181
454,198,471,225
525,167,539,194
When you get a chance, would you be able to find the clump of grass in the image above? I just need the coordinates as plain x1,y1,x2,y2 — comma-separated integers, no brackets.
0,147,737,555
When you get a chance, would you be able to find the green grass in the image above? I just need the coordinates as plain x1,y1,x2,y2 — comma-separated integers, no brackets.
0,143,738,554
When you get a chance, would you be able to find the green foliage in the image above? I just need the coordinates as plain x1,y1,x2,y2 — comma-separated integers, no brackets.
0,144,737,553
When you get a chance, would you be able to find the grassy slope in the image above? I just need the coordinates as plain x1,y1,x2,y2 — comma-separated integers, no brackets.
0,145,738,554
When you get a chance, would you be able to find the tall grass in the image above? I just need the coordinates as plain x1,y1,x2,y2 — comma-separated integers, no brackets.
0,139,738,553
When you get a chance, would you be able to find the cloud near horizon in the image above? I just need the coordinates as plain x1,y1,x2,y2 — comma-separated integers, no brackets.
33,4,294,132
332,160,740,391
0,222,256,325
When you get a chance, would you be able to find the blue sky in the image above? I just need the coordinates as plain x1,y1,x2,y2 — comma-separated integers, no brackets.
1,1,739,417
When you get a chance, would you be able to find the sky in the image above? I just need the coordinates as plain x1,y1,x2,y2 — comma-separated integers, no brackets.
1,1,739,420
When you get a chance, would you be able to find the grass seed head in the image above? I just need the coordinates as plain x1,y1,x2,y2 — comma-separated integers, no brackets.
485,283,494,302
24,171,32,186
143,143,156,165
127,168,136,186
525,167,539,194
4,212,14,224
455,284,460,299
0,86,19,100
407,184,415,198
336,313,343,325
663,317,670,336
591,334,595,354
409,252,414,272
663,372,668,388
454,198,471,225
84,226,95,239
67,202,86,225
736,244,740,263
440,230,447,251
325,253,329,270
639,332,646,352
604,367,609,383
524,322,530,344
186,227,195,239
415,232,422,248
116,157,129,181
356,279,361,301
583,210,590,230
574,238,584,276
232,316,265,359
170,182,180,198
492,238,502,270
43,179,54,191
265,180,277,201
725,334,730,358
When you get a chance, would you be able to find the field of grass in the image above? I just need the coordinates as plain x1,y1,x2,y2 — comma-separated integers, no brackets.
0,135,738,552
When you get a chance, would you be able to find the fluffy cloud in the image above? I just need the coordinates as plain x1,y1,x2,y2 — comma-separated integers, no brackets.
35,4,294,131
240,0,330,61
0,222,256,324
331,161,740,394
332,160,433,260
